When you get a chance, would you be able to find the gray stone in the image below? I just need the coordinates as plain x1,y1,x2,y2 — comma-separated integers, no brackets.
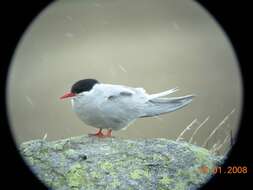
20,135,223,190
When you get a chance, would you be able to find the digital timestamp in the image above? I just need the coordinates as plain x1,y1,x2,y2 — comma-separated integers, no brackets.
198,165,249,174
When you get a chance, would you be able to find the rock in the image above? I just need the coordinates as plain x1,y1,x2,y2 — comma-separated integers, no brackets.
20,135,223,190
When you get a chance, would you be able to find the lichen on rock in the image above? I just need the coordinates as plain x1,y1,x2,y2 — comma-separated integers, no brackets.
19,135,223,190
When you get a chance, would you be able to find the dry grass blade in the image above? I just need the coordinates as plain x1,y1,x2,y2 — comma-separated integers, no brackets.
42,133,48,141
214,134,230,153
230,130,234,147
210,139,221,154
176,119,198,141
202,108,235,148
189,116,210,144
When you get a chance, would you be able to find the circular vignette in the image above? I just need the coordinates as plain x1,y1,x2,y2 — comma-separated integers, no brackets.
198,1,243,156
196,1,249,189
3,0,247,189
3,1,54,189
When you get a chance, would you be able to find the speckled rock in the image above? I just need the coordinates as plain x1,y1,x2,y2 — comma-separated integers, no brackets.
20,136,223,190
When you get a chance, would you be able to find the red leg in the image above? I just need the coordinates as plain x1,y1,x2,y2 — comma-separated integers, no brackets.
88,128,105,137
105,129,112,137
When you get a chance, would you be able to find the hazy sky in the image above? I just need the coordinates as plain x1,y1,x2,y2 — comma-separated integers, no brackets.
7,0,242,154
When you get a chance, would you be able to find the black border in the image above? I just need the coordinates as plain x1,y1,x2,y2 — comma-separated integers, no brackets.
1,1,52,189
1,1,250,189
196,1,251,188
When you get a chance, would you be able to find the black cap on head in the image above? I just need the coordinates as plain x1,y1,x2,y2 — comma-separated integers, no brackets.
71,79,99,94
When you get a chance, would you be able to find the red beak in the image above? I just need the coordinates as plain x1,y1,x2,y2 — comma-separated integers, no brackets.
60,92,76,99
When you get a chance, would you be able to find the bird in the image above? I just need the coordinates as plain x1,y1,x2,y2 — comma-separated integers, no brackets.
60,79,195,137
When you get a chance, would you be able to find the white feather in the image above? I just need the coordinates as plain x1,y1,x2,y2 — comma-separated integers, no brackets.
148,87,179,99
71,83,194,131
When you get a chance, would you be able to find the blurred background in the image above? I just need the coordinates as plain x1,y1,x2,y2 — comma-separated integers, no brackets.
7,0,242,155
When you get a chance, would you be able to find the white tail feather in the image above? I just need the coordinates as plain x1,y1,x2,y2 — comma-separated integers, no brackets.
148,87,179,99
141,94,195,118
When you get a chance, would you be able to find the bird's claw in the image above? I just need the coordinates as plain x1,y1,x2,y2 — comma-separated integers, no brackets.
88,129,112,138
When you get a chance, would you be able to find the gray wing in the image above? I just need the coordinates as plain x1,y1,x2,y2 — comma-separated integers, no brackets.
107,91,133,100
140,94,195,117
101,84,148,101
99,85,149,119
98,84,194,119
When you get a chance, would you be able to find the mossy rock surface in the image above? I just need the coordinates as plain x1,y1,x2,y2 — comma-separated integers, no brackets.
20,135,223,190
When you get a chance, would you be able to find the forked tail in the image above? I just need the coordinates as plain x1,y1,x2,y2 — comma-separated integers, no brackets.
140,91,195,118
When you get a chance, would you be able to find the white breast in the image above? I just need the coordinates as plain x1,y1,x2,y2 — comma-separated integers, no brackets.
71,83,149,130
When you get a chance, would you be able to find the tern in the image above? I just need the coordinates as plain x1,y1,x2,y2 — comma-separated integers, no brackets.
60,79,195,137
